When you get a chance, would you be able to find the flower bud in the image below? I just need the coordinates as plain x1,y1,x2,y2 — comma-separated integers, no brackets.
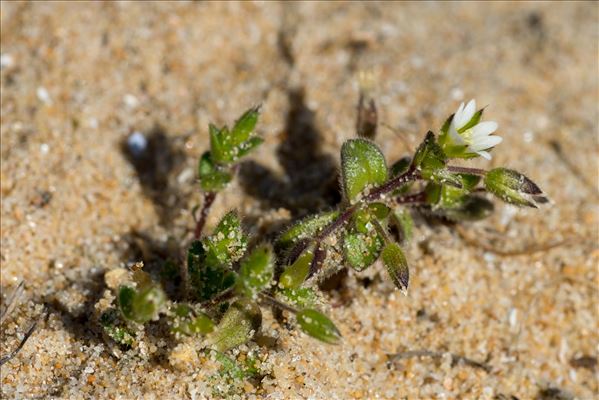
484,168,547,207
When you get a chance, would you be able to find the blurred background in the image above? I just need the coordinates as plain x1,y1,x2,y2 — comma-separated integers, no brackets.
1,2,597,399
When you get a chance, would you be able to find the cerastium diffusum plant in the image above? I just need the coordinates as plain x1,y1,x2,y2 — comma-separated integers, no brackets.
100,99,547,352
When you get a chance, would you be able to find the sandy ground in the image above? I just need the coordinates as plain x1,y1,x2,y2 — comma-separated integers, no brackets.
1,2,598,399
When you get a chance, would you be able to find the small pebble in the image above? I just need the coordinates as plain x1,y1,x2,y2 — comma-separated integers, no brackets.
127,131,147,157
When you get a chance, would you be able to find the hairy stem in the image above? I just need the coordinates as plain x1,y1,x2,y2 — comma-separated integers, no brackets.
194,192,216,239
258,293,298,314
446,165,487,176
394,191,427,205
363,168,421,201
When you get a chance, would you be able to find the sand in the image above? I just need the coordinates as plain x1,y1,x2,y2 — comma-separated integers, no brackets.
1,2,597,399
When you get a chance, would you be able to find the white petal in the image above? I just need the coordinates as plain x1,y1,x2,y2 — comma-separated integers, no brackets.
453,102,465,126
475,150,492,160
460,99,476,128
472,121,498,138
470,135,503,151
448,123,465,144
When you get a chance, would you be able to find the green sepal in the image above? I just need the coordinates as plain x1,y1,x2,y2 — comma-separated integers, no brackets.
118,284,166,324
296,309,341,344
236,245,274,297
279,248,314,289
381,242,409,292
207,299,262,352
343,228,384,271
341,139,388,203
484,168,546,207
457,108,484,133
198,151,232,192
278,210,339,249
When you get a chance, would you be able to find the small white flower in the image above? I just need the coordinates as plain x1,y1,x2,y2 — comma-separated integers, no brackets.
448,99,502,160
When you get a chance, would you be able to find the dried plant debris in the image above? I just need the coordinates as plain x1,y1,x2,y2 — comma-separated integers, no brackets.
96,99,546,359
0,281,43,366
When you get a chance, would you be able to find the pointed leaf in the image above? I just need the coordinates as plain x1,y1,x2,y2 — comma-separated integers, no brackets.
277,287,317,309
485,168,546,207
381,242,409,292
278,210,339,248
204,211,248,267
343,229,384,271
413,131,447,175
198,151,232,192
230,106,260,146
279,248,314,289
341,139,388,203
207,299,262,352
118,285,165,324
389,209,413,244
296,309,341,344
237,245,274,297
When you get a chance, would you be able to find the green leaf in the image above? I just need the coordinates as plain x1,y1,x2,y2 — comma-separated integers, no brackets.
343,229,384,271
390,156,412,177
207,299,262,352
389,208,413,244
279,248,314,289
277,287,316,309
296,309,341,344
187,240,237,302
118,285,166,324
209,124,231,164
278,210,339,248
198,151,232,192
438,195,494,221
485,168,546,207
100,309,135,347
413,131,447,176
230,106,260,146
381,242,409,292
236,245,274,297
171,304,215,336
236,136,264,159
204,211,248,268
118,286,136,320
341,139,388,203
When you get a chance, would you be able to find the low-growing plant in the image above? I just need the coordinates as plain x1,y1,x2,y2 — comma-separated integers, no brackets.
100,99,546,353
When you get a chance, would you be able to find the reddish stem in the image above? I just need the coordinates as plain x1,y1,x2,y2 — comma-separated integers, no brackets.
194,192,216,239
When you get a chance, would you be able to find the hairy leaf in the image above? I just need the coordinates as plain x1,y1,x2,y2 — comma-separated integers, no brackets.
237,245,274,297
381,242,409,292
341,139,388,203
278,210,339,248
296,309,341,344
207,299,262,352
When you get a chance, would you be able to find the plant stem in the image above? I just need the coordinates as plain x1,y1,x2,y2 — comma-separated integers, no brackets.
194,192,216,239
394,191,427,205
258,293,298,314
315,205,357,241
363,168,421,201
446,165,487,176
